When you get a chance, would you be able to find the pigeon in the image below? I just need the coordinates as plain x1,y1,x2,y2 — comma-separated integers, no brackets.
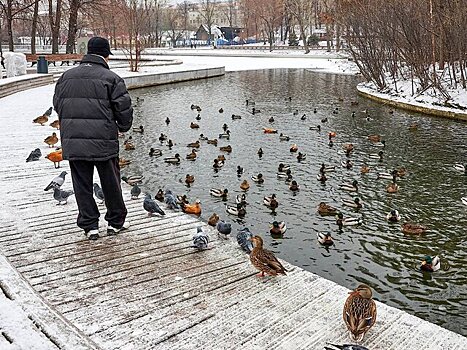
143,193,165,216
324,345,369,350
216,220,232,239
43,107,53,116
236,227,253,253
193,226,209,250
131,183,141,200
164,189,180,210
53,187,74,205
26,148,42,162
93,183,105,204
44,171,67,191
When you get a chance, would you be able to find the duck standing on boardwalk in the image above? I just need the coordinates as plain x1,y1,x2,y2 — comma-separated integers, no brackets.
249,235,287,277
45,149,63,168
343,284,377,341
44,132,59,147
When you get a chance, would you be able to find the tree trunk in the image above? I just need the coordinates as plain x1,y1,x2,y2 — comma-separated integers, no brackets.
66,0,80,54
299,23,309,54
49,0,63,54
6,1,14,51
31,0,40,54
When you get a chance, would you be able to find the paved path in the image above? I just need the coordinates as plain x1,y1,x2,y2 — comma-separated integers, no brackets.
0,83,466,350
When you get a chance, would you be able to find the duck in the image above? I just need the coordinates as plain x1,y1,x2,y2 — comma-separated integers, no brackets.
187,140,200,148
351,101,359,106
278,163,291,172
289,180,300,191
252,107,261,114
317,173,327,182
454,163,466,173
149,148,162,157
279,133,290,141
360,165,370,174
249,235,287,277
237,165,244,176
49,120,60,129
372,140,386,148
268,116,275,123
167,139,174,148
340,180,359,192
44,132,59,147
401,222,427,235
33,115,48,126
195,114,202,121
420,255,441,272
293,109,299,116
240,180,250,191
190,122,200,129
343,284,377,341
190,104,200,110
263,194,278,209
45,149,63,168
328,131,336,138
313,108,317,113
386,209,401,222
219,130,231,139
158,133,168,142
300,114,306,120
251,173,264,183
309,125,321,131
118,157,131,168
133,125,144,133
213,158,224,169
124,141,135,150
155,189,164,202
277,169,292,179
321,117,328,123
226,203,246,217
220,145,232,153
377,170,398,180
367,134,381,142
181,199,201,215
317,232,333,246
336,213,363,230
177,194,189,205
185,174,195,185
263,127,277,134
210,188,228,199
297,152,306,161
351,111,356,117
396,167,407,177
369,150,384,161
342,143,354,152
165,117,171,125
199,134,208,141
270,221,287,236
186,149,197,160
207,139,218,145
386,182,399,193
236,193,247,205
232,114,242,120
121,175,144,186
317,202,337,216
342,197,362,209
341,160,353,169
319,163,335,173
219,108,224,113
164,153,181,164
290,144,298,152
222,123,229,131
208,213,220,226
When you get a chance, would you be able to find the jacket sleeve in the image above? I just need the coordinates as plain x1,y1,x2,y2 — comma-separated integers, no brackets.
110,77,133,132
53,76,62,121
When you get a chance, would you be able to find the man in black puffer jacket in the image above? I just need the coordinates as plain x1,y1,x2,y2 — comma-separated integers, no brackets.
53,36,133,240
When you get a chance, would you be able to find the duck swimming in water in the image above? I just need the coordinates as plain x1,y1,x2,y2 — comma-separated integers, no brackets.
317,232,333,246
342,197,362,209
240,180,250,191
251,173,264,183
317,202,337,216
401,222,427,235
340,180,358,192
289,180,300,191
270,221,287,236
420,255,440,272
386,209,401,222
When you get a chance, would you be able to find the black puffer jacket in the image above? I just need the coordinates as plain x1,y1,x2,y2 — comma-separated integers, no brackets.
53,54,133,161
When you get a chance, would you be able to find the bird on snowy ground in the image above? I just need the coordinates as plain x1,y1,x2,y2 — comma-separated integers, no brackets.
93,183,105,204
143,193,165,216
216,221,232,239
26,148,41,162
43,107,53,117
193,227,209,250
237,227,253,253
164,189,180,210
53,187,74,205
131,183,141,199
44,171,67,191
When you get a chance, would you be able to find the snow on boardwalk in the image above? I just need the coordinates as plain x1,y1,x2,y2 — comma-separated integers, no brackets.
1,85,466,350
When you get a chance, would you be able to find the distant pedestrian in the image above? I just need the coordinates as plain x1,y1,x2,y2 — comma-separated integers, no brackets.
53,36,133,241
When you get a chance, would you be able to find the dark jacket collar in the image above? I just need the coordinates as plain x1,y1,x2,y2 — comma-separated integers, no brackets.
80,54,109,69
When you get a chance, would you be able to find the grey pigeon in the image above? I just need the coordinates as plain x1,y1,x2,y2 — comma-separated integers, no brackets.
93,183,105,204
53,187,74,205
164,189,179,210
143,193,165,216
193,226,209,250
44,171,67,191
26,148,41,162
131,183,141,200
324,345,369,350
236,227,253,253
216,221,232,239
43,107,53,116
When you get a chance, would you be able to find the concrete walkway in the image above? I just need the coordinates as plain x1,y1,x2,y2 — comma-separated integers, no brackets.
0,76,466,349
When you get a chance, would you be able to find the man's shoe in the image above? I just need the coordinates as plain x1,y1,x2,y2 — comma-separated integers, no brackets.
85,229,99,241
107,221,130,235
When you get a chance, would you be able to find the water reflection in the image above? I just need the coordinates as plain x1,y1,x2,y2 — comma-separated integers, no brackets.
128,69,467,335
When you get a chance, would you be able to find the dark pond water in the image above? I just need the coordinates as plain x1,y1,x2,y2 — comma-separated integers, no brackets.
126,69,467,336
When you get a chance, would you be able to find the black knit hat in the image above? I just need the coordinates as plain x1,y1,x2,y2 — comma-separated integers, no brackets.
87,36,113,57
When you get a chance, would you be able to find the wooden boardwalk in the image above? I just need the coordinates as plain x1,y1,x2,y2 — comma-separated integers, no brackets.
1,84,467,350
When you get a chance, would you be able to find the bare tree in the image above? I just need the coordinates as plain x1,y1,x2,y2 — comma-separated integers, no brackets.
246,0,284,51
177,1,191,46
0,0,37,51
286,0,313,53
31,0,40,54
48,0,62,53
164,5,183,47
199,0,216,45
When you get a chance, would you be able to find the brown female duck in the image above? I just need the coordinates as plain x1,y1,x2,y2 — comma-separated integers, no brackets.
249,236,287,277
343,284,377,341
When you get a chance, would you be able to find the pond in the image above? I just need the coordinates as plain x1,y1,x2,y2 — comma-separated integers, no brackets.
127,69,467,336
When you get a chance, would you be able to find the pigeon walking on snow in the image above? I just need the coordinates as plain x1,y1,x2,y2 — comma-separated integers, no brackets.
216,221,232,239
131,183,141,199
143,193,165,216
193,226,209,250
93,183,105,204
43,107,53,117
53,187,74,205
44,171,67,191
236,227,253,253
26,148,42,162
164,189,180,210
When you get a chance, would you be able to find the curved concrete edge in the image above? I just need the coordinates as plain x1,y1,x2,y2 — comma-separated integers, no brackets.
147,50,344,59
0,74,54,99
357,84,467,122
123,66,225,90
0,255,101,350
